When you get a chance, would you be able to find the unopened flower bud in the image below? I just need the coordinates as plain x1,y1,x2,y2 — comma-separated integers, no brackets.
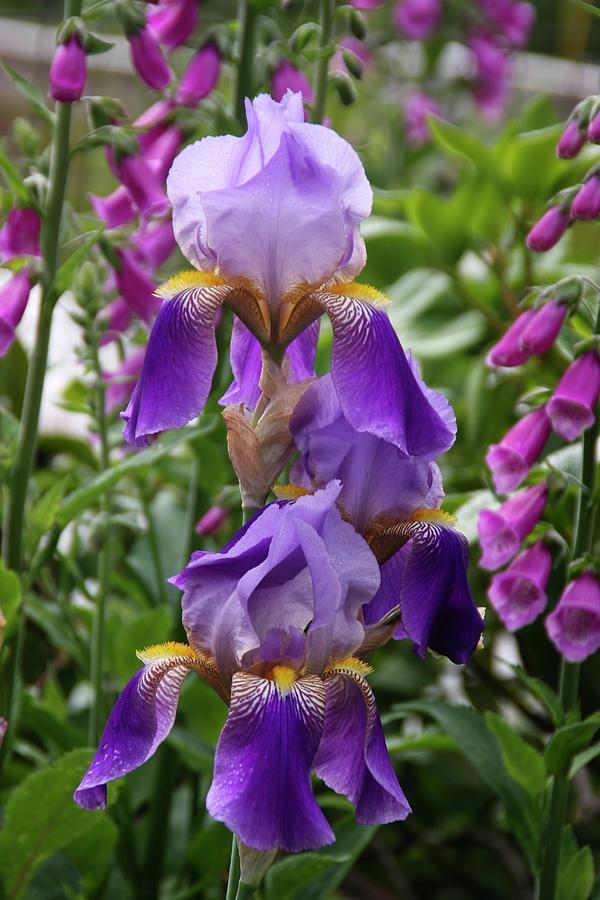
557,119,586,159
588,106,600,143
349,9,368,39
487,309,537,367
571,174,600,220
176,43,221,107
49,33,86,102
127,25,172,90
195,506,229,536
342,48,364,79
520,299,569,355
526,206,571,253
0,269,34,357
289,22,320,53
331,71,357,106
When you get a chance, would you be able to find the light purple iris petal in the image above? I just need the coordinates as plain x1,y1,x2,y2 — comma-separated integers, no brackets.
366,523,484,664
313,296,456,458
122,282,230,446
206,671,333,852
74,656,193,810
545,571,600,662
488,541,552,631
313,672,411,824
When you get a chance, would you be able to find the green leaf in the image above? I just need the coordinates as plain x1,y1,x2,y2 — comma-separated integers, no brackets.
544,713,600,775
509,665,564,726
558,826,594,900
0,749,98,899
55,230,104,295
569,741,600,778
112,606,172,681
360,217,430,287
2,64,54,125
399,311,487,359
64,816,119,895
57,419,217,526
429,117,508,192
28,477,71,549
85,33,115,55
0,144,30,202
0,560,21,642
485,712,546,796
264,853,349,900
502,125,566,199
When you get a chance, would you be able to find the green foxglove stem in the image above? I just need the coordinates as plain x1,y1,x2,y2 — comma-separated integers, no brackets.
233,0,258,127
235,884,256,900
312,0,335,123
226,837,240,900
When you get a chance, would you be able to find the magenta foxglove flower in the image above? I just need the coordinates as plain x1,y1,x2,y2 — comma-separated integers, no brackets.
557,119,587,159
351,0,384,7
123,92,456,461
90,186,137,229
486,406,551,494
469,32,510,121
175,43,221,107
488,541,551,631
141,125,183,182
404,91,442,147
148,0,198,50
487,308,537,367
588,109,600,144
272,60,313,111
131,219,176,270
195,505,229,536
74,483,411,848
0,269,33,356
478,481,548,571
526,206,571,253
100,298,133,343
289,374,484,664
520,300,568,355
393,0,441,40
49,34,86,102
547,351,600,442
571,175,600,220
128,25,172,90
546,571,600,662
134,98,175,130
478,0,535,49
105,349,146,412
116,153,169,219
0,208,41,261
114,249,161,323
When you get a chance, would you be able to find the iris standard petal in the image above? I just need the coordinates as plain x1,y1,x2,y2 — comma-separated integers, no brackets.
206,669,333,852
313,663,411,824
74,643,218,810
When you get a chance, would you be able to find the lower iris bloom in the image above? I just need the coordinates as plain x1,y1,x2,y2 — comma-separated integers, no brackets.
74,483,411,851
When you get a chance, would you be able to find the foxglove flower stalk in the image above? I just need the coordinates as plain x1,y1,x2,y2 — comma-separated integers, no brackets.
546,351,600,441
0,269,33,357
469,32,510,121
393,0,441,40
0,208,41,261
557,119,587,159
131,219,176,270
486,406,551,494
488,541,552,630
546,571,600,662
477,482,548,571
123,92,456,461
287,374,484,664
127,25,172,90
49,33,86,102
571,175,600,220
175,43,221,107
526,206,571,252
74,483,411,849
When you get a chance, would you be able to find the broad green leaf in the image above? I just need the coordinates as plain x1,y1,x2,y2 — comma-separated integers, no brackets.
502,126,566,199
429,117,508,192
485,712,546,796
509,665,564,726
400,311,486,359
2,64,54,125
0,749,97,898
386,269,452,327
558,826,594,900
264,852,349,900
64,816,119,895
544,713,600,775
569,742,600,778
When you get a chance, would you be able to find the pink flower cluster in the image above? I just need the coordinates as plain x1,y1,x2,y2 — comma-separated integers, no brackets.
0,209,41,356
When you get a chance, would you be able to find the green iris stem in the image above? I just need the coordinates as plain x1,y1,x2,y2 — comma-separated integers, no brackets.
226,838,240,900
233,0,258,127
537,303,599,900
0,0,81,781
312,0,335,124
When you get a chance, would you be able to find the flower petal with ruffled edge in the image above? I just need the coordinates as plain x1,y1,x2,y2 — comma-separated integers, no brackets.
206,669,333,852
313,659,411,824
73,643,222,810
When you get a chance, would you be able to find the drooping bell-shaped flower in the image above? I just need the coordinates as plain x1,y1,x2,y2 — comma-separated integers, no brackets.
393,0,441,40
141,125,183,183
557,119,587,159
195,505,229,536
571,175,600,220
148,0,198,49
175,42,221,107
127,25,172,90
114,249,161,323
488,541,552,630
546,571,600,662
526,206,571,252
546,351,600,441
588,109,600,143
90,186,137,229
0,208,41,261
74,483,411,850
131,219,176,270
105,349,146,413
288,374,483,664
468,32,510,121
520,299,568,356
501,2,536,49
49,33,86,102
487,308,537,367
123,92,456,461
0,269,33,357
478,481,548,571
272,60,313,113
116,152,169,219
404,91,442,147
486,406,551,494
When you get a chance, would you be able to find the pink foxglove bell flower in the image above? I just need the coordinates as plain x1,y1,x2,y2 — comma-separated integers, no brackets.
0,269,33,356
90,186,137,229
123,92,456,462
546,351,600,442
571,175,600,220
141,125,183,182
487,308,537,367
546,571,600,662
404,91,442,146
116,153,169,219
486,406,551,494
49,33,86,102
477,482,548,571
469,32,510,121
488,541,551,631
131,219,176,270
175,43,221,107
588,109,600,144
557,119,587,159
519,300,568,356
148,0,198,50
0,208,41,261
393,0,441,40
195,505,229,536
526,206,571,253
114,249,161,324
272,60,313,112
127,25,172,90
105,349,146,412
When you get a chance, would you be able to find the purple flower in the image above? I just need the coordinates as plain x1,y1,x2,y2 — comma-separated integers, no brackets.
195,505,229,536
289,375,483,664
74,483,411,848
350,0,384,6
123,93,456,461
486,406,551,494
134,98,175,130
404,91,442,147
547,351,600,442
0,269,33,357
128,25,172,90
116,153,169,219
571,175,600,220
488,541,551,630
175,42,221,107
469,33,510,121
272,61,313,114
546,571,600,662
520,300,568,355
588,109,600,144
148,0,198,50
131,219,176,270
100,298,133,342
393,0,441,40
487,308,537,367
478,482,548,571
557,119,587,159
0,209,41,261
141,125,183,182
526,206,571,253
105,349,146,412
90,186,137,229
114,249,161,323
478,0,535,49
49,34,86,102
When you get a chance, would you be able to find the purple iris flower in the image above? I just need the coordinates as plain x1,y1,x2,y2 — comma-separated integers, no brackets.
288,375,484,664
74,483,411,850
122,92,456,460
0,208,41,261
